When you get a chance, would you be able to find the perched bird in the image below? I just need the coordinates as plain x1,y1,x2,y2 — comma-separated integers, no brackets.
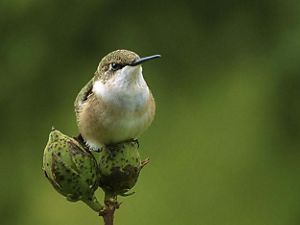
74,50,160,150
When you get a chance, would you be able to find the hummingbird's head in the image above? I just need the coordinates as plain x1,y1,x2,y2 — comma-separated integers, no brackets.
95,49,160,84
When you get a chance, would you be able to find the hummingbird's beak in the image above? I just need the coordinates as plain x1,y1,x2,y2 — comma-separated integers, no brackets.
129,54,161,66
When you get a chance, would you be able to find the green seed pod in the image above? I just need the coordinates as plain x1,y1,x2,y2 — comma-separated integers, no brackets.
42,128,103,212
98,141,143,196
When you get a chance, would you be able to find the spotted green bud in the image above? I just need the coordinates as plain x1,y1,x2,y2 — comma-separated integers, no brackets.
98,141,143,196
42,128,103,212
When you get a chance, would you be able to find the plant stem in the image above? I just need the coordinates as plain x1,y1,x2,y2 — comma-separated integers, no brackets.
100,193,119,225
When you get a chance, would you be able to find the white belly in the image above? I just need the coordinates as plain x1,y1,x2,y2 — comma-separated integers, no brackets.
102,105,153,143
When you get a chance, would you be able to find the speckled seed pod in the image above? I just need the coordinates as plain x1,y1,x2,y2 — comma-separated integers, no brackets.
98,141,142,196
42,128,102,212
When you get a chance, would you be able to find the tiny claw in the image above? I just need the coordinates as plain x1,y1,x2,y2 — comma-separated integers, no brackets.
99,146,104,152
141,158,150,169
92,147,101,153
120,191,135,197
132,139,139,148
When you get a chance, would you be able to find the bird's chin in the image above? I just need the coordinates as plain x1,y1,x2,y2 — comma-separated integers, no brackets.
120,65,142,81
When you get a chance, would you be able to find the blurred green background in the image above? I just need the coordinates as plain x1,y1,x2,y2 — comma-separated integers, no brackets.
1,1,300,225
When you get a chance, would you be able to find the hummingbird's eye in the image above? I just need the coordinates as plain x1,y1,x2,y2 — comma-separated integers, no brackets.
110,63,123,71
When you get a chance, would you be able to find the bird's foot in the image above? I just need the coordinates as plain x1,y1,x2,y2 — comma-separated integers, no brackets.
127,138,139,148
84,140,101,152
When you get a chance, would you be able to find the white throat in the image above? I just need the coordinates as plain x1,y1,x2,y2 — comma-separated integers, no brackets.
92,65,150,109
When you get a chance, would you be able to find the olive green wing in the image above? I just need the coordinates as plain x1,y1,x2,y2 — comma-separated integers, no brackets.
74,77,94,115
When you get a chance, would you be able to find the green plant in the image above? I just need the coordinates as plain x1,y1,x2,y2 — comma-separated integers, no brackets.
43,128,149,225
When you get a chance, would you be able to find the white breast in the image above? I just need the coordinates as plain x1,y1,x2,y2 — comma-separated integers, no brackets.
93,65,150,110
91,65,152,143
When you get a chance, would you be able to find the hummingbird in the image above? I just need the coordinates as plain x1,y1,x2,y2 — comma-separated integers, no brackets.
74,50,160,150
